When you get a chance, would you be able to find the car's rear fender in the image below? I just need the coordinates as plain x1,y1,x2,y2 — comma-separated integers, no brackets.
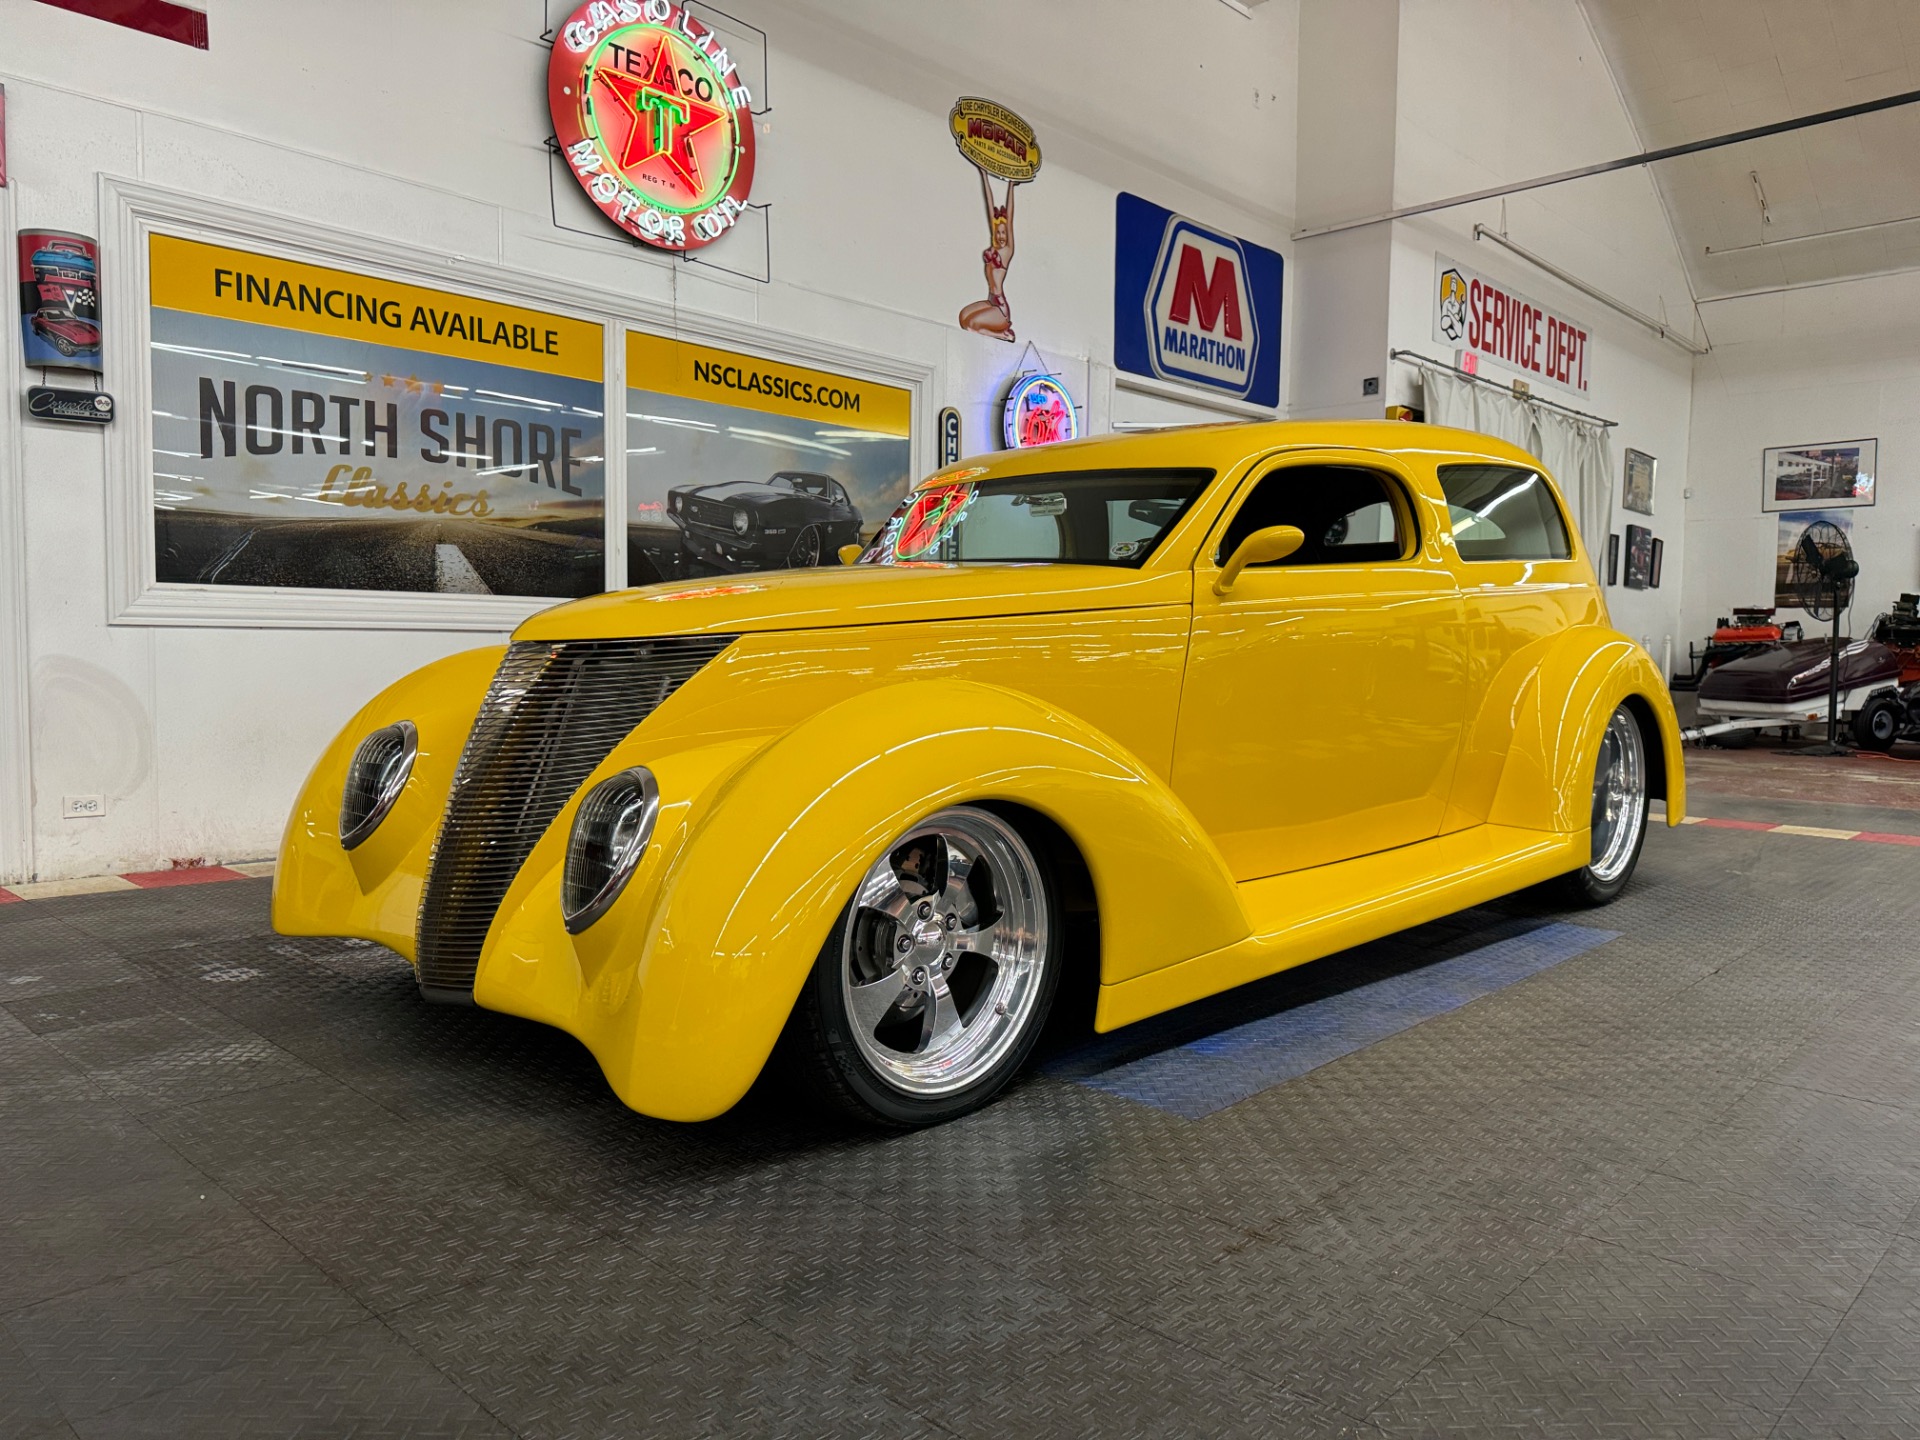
486,678,1249,1121
1486,629,1686,838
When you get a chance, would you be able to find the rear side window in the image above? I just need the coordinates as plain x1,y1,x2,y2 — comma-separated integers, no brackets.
1215,464,1413,567
1437,464,1572,562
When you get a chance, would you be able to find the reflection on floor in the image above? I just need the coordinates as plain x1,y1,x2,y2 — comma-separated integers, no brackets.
2,773,1917,1437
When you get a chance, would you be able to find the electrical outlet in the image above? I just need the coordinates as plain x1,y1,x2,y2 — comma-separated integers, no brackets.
1361,376,1381,397
62,794,105,820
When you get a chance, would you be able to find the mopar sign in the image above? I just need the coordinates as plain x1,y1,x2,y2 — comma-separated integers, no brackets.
1114,193,1281,408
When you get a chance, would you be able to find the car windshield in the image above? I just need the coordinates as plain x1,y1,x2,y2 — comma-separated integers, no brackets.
859,469,1212,568
769,473,832,496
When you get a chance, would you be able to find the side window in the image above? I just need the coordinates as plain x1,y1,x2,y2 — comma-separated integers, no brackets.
1437,464,1573,561
1215,464,1412,568
951,491,1063,560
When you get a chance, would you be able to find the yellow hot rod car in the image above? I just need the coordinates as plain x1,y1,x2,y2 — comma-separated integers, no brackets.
275,422,1683,1127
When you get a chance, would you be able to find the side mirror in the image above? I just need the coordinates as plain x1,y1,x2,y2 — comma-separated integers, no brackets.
1215,525,1304,594
838,543,865,566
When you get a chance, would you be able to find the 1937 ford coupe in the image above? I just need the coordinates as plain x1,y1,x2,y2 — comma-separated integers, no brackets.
275,422,1684,1127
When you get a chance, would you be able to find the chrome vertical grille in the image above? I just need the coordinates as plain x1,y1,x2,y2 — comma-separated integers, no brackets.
414,634,734,996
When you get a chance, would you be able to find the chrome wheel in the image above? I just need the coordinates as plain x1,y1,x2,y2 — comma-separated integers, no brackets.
1588,707,1646,884
839,807,1048,1098
789,525,822,567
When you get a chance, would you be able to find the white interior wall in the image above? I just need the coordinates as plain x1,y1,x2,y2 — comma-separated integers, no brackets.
1687,271,1920,642
1384,0,1698,659
0,0,1300,881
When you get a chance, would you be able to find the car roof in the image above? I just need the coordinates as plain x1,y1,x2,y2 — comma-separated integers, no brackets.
916,420,1547,489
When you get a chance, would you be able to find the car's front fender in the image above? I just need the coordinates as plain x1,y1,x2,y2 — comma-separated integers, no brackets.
272,644,506,954
476,678,1248,1121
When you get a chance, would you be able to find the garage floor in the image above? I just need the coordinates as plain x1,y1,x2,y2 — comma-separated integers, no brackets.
4,776,1919,1437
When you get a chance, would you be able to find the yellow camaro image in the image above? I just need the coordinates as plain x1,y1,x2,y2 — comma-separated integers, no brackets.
275,421,1684,1128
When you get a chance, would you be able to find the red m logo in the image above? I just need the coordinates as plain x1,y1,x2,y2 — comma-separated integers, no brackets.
1167,245,1244,340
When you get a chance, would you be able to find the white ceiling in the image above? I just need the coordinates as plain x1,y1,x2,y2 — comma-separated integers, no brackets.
1579,0,1920,300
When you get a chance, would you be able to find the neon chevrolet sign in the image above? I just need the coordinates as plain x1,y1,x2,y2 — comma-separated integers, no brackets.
548,0,757,252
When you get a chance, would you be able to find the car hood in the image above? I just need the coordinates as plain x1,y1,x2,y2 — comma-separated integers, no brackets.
675,482,787,502
515,563,1192,641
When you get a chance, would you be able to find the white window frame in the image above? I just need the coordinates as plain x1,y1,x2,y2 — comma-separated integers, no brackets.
101,177,934,631
0,182,35,884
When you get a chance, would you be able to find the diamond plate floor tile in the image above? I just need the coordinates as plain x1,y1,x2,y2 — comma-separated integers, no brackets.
0,1322,67,1436
41,1010,321,1113
1579,1168,1896,1313
1271,1178,1580,1314
0,1164,264,1314
64,1317,512,1440
6,1226,372,1419
1771,1237,1920,1440
1652,1082,1920,1235
1387,1232,1840,1429
873,1310,1373,1440
0,1100,200,1214
1368,1309,1779,1439
392,1261,939,1439
0,909,150,1001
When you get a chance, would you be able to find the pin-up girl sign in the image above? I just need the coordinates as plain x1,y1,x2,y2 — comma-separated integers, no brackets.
950,98,1042,343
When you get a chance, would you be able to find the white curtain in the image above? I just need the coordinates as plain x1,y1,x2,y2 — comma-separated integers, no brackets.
1418,365,1535,452
1417,363,1613,557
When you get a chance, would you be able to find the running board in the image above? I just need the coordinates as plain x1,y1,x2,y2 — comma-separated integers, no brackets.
1095,825,1586,1030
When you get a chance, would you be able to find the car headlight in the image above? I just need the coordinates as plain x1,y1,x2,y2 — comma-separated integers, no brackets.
562,767,660,934
339,721,418,850
669,494,681,512
732,508,751,534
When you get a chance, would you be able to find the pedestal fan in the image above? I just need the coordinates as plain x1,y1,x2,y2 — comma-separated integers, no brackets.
1785,519,1860,755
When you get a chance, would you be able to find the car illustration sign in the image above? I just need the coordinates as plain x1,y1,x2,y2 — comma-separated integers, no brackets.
1113,193,1281,408
548,0,756,251
626,330,913,580
18,229,102,372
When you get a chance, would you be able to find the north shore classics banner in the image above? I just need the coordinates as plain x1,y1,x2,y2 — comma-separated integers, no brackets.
147,234,607,598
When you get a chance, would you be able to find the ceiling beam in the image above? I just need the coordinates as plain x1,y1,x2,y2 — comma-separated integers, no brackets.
1294,86,1920,240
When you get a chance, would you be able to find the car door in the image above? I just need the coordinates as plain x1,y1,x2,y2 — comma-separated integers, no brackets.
1171,452,1470,881
1428,458,1602,827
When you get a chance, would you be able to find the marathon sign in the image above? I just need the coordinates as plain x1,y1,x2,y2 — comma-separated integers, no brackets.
1433,254,1591,394
1114,193,1282,409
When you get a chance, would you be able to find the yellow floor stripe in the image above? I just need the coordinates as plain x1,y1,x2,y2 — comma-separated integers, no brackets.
6,875,141,899
1769,824,1862,840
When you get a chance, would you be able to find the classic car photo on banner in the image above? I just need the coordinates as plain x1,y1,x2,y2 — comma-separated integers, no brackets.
625,331,913,581
147,234,606,598
19,230,102,371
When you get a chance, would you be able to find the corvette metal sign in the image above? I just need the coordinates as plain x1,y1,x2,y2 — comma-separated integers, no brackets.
1113,193,1282,409
549,0,756,252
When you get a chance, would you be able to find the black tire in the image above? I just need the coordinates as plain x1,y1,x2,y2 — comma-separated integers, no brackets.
1559,703,1650,907
776,807,1062,1129
788,525,822,568
1853,694,1901,752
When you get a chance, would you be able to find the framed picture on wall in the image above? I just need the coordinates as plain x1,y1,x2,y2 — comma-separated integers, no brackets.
1624,524,1653,590
1762,438,1876,511
1622,448,1655,515
1605,533,1619,586
1649,537,1664,588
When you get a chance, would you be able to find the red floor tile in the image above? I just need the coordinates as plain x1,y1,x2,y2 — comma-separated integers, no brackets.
0,887,20,904
1854,831,1920,847
120,866,247,888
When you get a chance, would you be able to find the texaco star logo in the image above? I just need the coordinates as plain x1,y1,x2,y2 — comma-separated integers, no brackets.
548,0,756,252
